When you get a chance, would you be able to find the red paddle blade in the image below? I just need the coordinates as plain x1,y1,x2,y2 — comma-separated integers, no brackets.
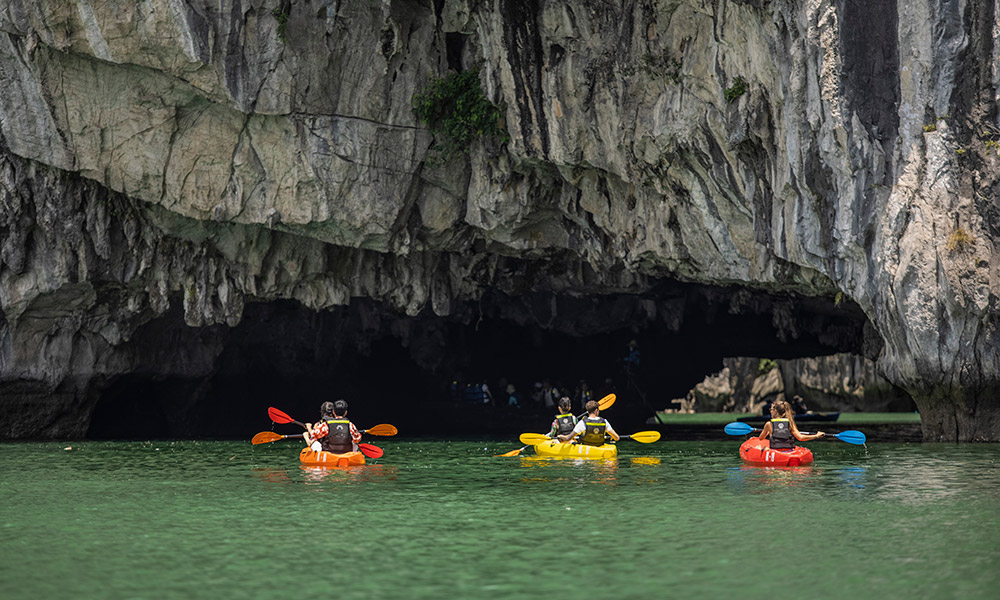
364,424,398,436
251,431,283,445
358,443,384,458
268,407,294,424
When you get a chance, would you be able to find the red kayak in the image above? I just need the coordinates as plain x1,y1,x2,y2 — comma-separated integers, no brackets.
739,437,813,467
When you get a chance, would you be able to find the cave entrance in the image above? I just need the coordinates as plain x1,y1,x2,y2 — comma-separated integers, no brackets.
87,282,874,439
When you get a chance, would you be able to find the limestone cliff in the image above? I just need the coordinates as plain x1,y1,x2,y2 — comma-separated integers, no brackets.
0,0,998,440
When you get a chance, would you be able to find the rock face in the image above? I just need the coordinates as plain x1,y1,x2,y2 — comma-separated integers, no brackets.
0,1,998,440
673,354,914,414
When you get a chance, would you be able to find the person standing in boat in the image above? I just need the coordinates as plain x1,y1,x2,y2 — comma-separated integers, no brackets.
562,400,620,445
304,400,362,454
547,397,577,440
759,399,825,449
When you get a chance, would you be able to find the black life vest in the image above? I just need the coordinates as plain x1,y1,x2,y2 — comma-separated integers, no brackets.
554,413,576,436
580,416,607,446
322,418,354,453
770,418,795,450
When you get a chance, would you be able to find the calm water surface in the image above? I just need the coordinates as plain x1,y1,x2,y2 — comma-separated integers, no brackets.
2,438,998,599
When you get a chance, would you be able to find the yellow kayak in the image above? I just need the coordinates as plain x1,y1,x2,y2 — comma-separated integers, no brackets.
533,440,618,459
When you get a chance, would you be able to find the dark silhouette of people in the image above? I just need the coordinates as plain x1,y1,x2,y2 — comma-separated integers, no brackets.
623,339,641,373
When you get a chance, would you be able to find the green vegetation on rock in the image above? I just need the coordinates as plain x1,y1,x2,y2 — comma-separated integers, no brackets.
724,76,748,102
757,358,777,375
412,68,508,165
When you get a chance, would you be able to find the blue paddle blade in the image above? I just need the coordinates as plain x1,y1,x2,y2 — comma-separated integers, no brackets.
835,430,867,445
724,422,756,436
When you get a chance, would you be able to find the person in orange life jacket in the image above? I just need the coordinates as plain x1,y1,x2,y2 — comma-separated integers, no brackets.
547,397,577,440
758,399,825,449
565,400,620,445
304,399,362,454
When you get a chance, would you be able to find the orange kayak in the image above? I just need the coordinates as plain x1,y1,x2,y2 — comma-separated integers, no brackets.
299,447,366,467
739,437,813,467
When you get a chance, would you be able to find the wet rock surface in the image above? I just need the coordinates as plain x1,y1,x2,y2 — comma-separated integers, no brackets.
0,1,998,440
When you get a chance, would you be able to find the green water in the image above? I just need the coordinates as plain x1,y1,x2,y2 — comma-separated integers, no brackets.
2,439,998,599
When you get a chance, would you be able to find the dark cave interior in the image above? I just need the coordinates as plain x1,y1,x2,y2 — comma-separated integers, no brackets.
87,281,871,440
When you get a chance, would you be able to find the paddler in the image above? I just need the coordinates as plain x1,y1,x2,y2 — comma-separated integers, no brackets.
304,400,362,453
565,400,620,446
759,399,825,448
548,397,578,441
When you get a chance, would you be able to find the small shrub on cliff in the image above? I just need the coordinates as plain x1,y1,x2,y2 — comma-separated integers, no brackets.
724,76,748,102
758,358,778,376
946,228,974,253
272,7,289,42
412,68,508,165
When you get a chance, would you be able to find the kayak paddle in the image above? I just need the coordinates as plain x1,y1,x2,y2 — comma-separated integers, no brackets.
815,430,867,445
363,424,398,436
619,431,661,443
358,443,384,458
575,393,616,419
724,422,759,436
495,445,532,457
519,432,552,446
256,431,383,458
268,407,306,428
269,408,397,437
251,431,302,445
723,421,867,445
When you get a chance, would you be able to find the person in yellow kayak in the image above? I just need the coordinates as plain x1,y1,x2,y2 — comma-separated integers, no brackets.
547,397,577,440
562,400,620,445
304,400,362,454
759,399,825,449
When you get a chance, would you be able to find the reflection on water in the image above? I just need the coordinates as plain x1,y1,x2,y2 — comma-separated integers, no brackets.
833,466,868,489
725,464,819,493
2,439,999,600
516,455,620,484
299,464,399,484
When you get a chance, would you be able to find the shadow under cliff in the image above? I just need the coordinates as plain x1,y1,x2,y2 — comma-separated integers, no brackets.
87,280,877,440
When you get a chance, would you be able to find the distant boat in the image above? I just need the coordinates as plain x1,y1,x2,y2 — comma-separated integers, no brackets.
737,411,841,423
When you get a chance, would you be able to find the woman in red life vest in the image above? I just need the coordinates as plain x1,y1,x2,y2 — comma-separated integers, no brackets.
759,399,825,449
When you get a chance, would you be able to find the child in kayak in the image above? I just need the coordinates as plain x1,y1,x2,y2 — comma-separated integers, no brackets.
548,397,577,440
760,399,825,449
304,400,362,453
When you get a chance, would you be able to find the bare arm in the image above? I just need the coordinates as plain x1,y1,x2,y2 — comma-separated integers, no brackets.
790,421,825,441
558,421,585,442
606,424,620,441
758,421,772,439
